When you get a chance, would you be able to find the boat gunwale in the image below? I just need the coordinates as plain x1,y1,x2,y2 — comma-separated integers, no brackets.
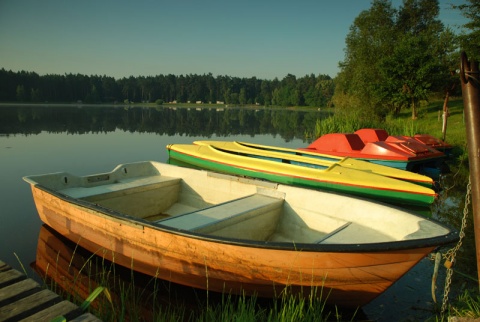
239,141,421,162
300,148,446,162
30,183,459,254
211,140,443,163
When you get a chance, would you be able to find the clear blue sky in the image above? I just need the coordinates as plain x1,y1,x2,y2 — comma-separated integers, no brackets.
0,0,467,80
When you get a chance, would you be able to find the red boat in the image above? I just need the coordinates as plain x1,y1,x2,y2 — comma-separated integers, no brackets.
301,129,445,178
355,128,454,155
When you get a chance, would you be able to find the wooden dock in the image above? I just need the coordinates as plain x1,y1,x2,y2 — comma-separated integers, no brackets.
0,260,101,321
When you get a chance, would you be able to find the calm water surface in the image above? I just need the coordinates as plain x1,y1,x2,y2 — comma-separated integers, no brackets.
0,104,475,321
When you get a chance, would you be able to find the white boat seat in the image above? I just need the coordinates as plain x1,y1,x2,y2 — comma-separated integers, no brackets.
59,175,181,200
158,194,284,234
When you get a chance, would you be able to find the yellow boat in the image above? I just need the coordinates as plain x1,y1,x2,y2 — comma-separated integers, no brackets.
167,143,437,206
193,140,435,188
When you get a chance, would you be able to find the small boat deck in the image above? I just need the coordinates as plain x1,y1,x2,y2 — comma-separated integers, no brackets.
0,260,101,321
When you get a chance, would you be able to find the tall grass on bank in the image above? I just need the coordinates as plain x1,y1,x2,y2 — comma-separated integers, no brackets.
309,98,466,152
311,111,402,139
38,245,350,322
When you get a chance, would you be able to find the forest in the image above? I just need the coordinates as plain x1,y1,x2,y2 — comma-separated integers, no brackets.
1,0,478,120
0,69,334,108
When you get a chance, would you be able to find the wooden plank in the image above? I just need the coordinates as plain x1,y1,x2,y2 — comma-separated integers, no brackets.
1,289,59,321
0,261,9,272
0,279,40,305
0,261,101,322
19,300,79,322
70,313,102,322
0,268,26,288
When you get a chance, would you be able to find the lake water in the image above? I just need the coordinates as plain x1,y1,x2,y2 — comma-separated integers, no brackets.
0,104,475,321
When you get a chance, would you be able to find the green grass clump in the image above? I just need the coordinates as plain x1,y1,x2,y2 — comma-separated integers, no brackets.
449,289,480,319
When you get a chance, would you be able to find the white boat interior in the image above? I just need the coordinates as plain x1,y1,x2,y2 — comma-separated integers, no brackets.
24,161,451,246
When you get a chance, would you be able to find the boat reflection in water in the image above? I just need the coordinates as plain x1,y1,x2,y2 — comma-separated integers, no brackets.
32,225,210,321
32,225,368,320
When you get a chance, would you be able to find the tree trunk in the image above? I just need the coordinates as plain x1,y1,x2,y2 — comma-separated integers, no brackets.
442,91,449,141
411,97,417,119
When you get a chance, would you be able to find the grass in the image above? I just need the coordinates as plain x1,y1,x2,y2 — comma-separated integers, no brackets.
42,259,347,322
449,289,480,319
309,97,467,159
35,227,349,322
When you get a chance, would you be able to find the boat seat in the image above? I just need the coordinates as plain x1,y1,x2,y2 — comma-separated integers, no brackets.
308,133,365,152
58,175,181,200
355,128,389,143
158,194,284,234
315,222,352,243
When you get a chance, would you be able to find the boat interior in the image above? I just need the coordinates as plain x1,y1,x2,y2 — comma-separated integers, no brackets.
210,145,330,170
26,162,449,245
58,174,349,244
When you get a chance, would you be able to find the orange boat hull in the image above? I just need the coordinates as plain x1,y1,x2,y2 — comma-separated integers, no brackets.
30,186,436,308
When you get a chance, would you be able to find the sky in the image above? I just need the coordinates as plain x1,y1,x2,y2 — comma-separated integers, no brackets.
0,0,468,80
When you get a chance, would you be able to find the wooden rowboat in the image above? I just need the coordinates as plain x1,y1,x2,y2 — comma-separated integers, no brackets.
24,161,457,308
167,143,437,206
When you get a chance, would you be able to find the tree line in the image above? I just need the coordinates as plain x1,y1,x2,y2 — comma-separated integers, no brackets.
333,0,475,120
0,68,334,108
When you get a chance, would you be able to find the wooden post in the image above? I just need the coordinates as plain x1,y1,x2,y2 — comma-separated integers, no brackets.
460,52,480,287
442,91,449,141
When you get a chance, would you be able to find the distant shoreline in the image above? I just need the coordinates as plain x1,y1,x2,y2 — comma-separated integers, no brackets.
0,102,323,111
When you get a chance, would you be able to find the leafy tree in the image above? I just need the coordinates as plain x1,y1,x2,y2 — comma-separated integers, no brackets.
336,0,456,119
396,0,443,36
16,85,26,102
377,35,441,118
30,88,42,102
387,0,451,119
101,76,120,103
454,0,480,61
239,88,247,105
335,0,396,117
316,76,335,107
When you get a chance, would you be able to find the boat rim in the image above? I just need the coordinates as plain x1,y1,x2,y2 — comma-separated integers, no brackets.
32,184,459,253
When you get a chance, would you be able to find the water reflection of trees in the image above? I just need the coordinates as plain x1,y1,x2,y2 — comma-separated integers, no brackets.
0,105,323,142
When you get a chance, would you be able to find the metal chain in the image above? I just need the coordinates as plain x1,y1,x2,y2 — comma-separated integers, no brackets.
441,177,472,318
